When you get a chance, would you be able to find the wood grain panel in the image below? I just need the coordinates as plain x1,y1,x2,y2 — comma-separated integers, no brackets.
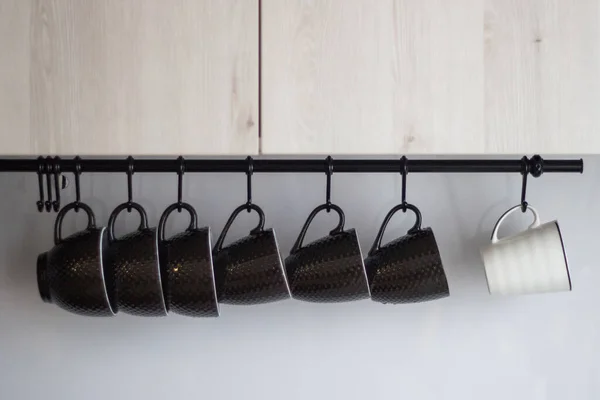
28,0,258,155
261,0,484,155
485,0,600,153
0,0,31,153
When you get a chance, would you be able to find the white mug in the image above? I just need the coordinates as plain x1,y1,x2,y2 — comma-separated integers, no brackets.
481,204,571,295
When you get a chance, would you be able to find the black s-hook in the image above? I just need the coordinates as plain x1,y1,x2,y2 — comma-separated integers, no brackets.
126,156,135,212
44,156,53,212
520,156,529,212
73,156,82,212
246,156,254,212
177,156,185,212
52,156,61,211
325,156,333,212
400,156,408,212
36,156,45,212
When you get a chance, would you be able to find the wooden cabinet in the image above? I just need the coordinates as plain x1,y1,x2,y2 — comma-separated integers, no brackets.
0,0,258,155
261,0,600,155
1,1,598,156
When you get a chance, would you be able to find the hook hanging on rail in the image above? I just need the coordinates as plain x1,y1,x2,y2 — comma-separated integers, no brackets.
325,156,333,212
36,156,45,212
44,156,53,212
176,156,185,212
73,156,82,212
520,156,530,212
245,156,253,212
126,156,135,212
400,156,408,212
52,156,61,212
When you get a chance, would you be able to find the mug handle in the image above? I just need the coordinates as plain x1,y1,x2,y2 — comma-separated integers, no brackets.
54,202,97,245
368,203,422,256
107,202,150,243
491,204,541,244
212,203,266,253
158,202,198,243
289,203,345,254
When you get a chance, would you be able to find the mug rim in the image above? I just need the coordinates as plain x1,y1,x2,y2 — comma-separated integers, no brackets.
554,221,572,291
97,226,117,315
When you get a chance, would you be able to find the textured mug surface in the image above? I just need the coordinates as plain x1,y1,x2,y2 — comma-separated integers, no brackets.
107,202,167,316
285,204,370,303
37,202,116,316
159,202,219,317
481,204,571,295
213,204,290,305
365,204,449,304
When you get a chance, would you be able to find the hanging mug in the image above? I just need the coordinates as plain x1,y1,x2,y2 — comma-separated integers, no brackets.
285,203,370,303
37,202,117,316
481,204,571,295
365,203,449,304
158,202,219,317
212,203,290,305
106,202,167,316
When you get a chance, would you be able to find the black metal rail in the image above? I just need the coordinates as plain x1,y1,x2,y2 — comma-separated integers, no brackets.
0,155,584,176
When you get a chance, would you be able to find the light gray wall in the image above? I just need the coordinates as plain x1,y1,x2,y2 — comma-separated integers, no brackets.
0,157,598,399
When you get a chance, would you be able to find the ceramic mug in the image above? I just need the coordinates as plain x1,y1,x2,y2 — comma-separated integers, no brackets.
365,203,449,304
212,203,290,305
481,204,571,295
107,202,167,316
285,203,370,303
158,202,219,317
37,202,117,316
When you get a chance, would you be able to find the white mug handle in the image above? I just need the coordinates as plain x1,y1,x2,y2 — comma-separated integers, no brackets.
491,204,541,244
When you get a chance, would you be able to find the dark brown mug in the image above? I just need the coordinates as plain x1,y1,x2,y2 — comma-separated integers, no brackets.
107,202,167,317
158,202,219,317
212,203,290,305
285,204,370,303
365,203,449,304
37,202,116,316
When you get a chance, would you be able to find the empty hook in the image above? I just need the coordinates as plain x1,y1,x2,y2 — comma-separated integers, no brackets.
52,156,61,212
36,156,45,212
44,156,53,212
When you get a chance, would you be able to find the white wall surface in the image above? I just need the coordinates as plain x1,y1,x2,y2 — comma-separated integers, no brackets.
0,156,597,400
